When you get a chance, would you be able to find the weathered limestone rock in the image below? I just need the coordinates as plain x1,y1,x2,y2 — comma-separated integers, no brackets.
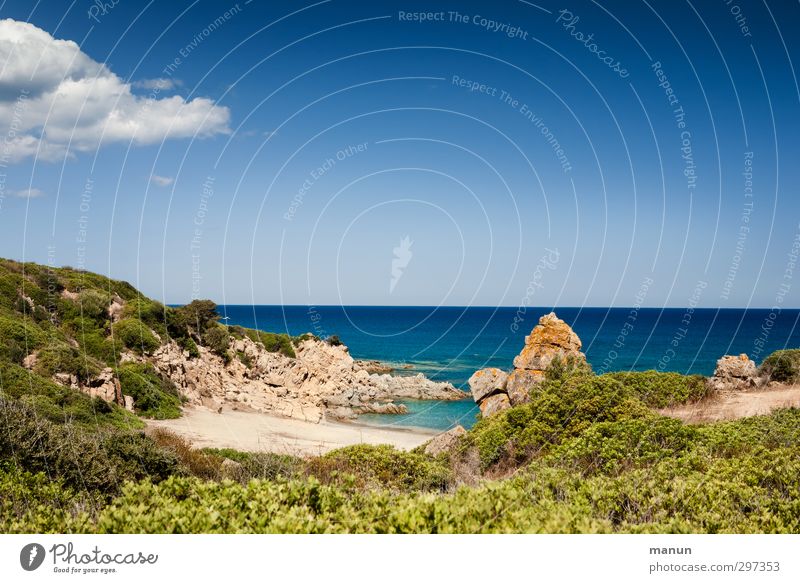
468,368,508,402
707,354,762,392
506,369,545,406
150,335,465,423
479,393,511,417
424,425,467,456
469,313,586,416
512,312,584,370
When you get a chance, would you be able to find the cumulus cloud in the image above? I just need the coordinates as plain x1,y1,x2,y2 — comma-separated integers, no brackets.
0,19,230,164
133,78,180,91
150,174,174,187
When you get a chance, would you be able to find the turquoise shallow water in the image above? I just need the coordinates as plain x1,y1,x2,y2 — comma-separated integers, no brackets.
220,306,800,430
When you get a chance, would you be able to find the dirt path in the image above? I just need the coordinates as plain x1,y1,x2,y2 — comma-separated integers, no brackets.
660,383,800,423
147,407,438,456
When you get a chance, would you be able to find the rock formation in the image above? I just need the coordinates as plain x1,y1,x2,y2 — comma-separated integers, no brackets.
150,335,465,423
707,353,762,392
469,312,586,416
424,425,467,456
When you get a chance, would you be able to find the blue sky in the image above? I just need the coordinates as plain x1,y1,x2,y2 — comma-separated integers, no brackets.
0,0,797,308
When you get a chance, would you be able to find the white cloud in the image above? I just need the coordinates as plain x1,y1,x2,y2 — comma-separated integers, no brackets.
0,19,230,164
150,174,174,187
9,187,44,198
133,78,180,91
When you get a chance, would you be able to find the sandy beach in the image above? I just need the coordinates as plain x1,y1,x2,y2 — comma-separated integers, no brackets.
146,407,439,456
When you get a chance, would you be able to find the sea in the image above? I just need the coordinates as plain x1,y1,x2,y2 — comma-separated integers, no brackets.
219,306,800,431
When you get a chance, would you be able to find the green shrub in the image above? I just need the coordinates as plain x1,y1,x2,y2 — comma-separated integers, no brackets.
0,398,178,496
34,342,102,383
760,349,800,383
551,415,698,475
113,318,160,354
203,325,231,362
601,370,709,408
0,361,139,428
0,311,45,363
307,444,452,493
0,463,99,533
177,335,200,358
208,448,304,482
173,300,218,335
117,363,182,419
464,375,649,469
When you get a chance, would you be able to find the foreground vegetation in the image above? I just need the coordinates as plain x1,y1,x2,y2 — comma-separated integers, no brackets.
1,258,799,533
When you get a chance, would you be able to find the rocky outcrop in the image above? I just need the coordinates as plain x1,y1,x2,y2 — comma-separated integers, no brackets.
354,360,394,374
468,368,508,402
469,313,586,416
49,366,128,409
150,335,465,423
424,425,467,456
707,354,763,392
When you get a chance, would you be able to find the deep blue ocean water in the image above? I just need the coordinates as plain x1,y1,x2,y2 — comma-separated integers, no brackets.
220,306,800,430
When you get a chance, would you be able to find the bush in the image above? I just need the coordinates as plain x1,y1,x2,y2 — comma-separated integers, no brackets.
208,448,304,482
760,349,800,383
173,300,218,335
0,361,139,428
0,398,178,496
464,375,649,470
34,342,102,383
113,318,160,354
117,363,182,419
177,335,200,358
203,325,231,362
0,311,44,363
601,370,709,408
0,463,99,533
306,444,452,493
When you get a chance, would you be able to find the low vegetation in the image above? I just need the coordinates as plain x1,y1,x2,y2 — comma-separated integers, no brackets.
1,257,799,533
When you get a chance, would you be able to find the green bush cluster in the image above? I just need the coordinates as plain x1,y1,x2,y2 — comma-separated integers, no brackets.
229,326,298,359
306,444,452,493
0,361,138,428
0,398,178,497
117,363,182,419
203,325,232,362
601,370,709,408
112,318,160,355
464,375,649,469
760,349,800,383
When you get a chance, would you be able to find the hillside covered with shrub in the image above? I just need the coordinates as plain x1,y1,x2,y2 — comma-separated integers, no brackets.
1,258,799,533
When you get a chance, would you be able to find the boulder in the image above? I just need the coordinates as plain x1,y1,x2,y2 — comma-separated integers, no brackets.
506,369,545,405
479,393,511,417
468,368,508,402
424,425,467,456
707,354,761,392
513,312,584,370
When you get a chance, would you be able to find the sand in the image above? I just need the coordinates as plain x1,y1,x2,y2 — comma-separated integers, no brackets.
660,383,800,423
146,407,438,456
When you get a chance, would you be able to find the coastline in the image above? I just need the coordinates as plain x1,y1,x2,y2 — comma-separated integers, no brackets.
146,406,439,456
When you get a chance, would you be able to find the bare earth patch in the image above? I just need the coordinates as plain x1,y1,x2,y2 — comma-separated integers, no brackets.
146,406,437,456
660,383,800,423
